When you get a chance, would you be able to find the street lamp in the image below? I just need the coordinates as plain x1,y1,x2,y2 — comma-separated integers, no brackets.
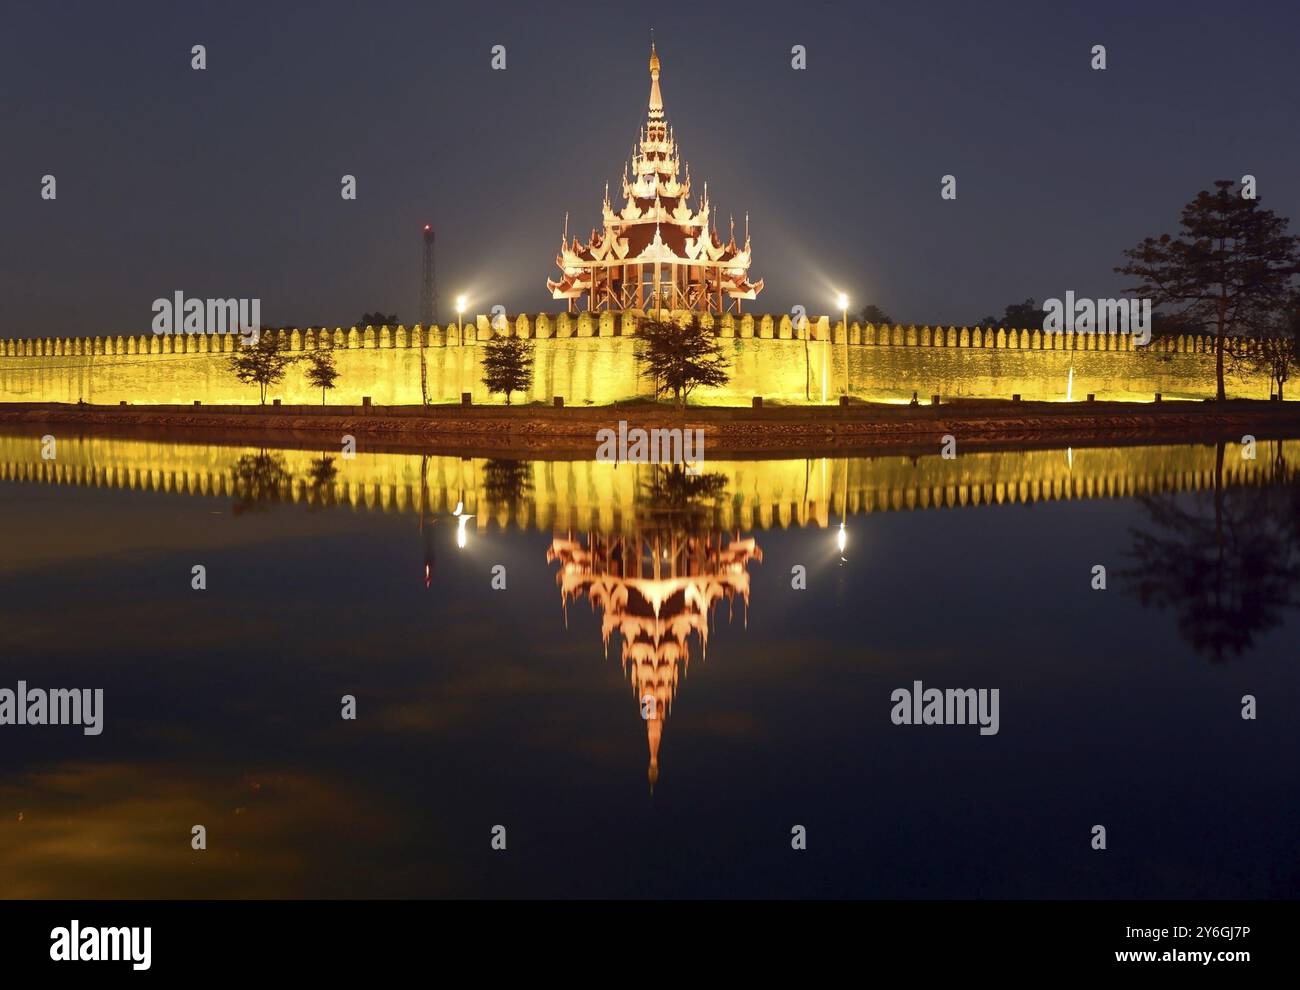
456,294,466,346
837,292,849,398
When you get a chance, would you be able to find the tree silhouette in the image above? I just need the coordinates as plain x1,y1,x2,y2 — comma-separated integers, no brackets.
638,464,729,525
1243,326,1298,400
482,458,533,511
304,348,340,405
636,316,730,408
1235,295,1300,399
1007,298,1047,329
230,451,294,514
359,312,397,327
480,335,535,405
306,454,338,508
1121,441,1300,661
227,336,299,404
858,304,894,326
1117,179,1300,400
980,298,1047,329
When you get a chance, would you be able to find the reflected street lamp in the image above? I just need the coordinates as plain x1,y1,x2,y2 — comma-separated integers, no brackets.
836,457,848,563
453,498,474,550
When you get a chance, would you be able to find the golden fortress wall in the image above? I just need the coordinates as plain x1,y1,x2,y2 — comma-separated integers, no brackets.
0,312,1276,406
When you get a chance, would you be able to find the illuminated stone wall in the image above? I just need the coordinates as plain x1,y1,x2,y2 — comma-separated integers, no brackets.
0,314,1275,406
1,432,1292,531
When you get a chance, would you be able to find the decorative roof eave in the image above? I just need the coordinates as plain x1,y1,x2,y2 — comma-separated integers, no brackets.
589,234,630,262
660,176,688,199
727,277,764,300
669,199,694,224
612,199,700,228
636,230,681,264
546,278,584,299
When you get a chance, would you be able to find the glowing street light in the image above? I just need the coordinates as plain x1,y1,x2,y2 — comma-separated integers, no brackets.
455,295,466,346
837,521,847,556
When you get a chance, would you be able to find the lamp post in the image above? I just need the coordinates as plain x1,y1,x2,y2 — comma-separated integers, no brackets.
455,295,466,346
837,293,849,398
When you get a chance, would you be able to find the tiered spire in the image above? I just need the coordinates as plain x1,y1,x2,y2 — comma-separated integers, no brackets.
648,36,663,114
547,41,764,312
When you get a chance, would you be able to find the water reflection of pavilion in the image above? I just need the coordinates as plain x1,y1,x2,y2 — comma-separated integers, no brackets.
548,529,762,791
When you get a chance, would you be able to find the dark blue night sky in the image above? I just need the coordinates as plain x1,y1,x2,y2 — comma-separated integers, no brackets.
3,0,1298,335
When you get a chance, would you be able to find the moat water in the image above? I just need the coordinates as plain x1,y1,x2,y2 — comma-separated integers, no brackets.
1,433,1297,898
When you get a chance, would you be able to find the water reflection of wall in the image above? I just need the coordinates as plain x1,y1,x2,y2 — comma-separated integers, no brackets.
2,433,1297,529
549,529,762,790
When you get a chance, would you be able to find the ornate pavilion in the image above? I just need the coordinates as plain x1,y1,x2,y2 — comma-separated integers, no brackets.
546,43,765,314
548,528,762,791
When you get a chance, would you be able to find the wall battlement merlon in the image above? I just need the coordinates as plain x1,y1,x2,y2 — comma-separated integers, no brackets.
0,313,1242,358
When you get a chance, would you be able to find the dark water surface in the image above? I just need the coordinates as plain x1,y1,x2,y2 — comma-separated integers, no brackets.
1,434,1297,898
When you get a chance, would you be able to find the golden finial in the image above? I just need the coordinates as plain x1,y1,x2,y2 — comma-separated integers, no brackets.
649,31,660,76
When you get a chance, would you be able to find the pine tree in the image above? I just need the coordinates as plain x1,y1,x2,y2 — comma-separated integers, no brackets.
480,334,535,405
304,348,340,405
1117,180,1300,400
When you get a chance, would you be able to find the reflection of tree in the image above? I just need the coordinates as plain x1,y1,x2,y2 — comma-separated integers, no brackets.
230,451,294,515
482,459,533,511
1122,441,1300,661
638,465,729,525
306,455,338,509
